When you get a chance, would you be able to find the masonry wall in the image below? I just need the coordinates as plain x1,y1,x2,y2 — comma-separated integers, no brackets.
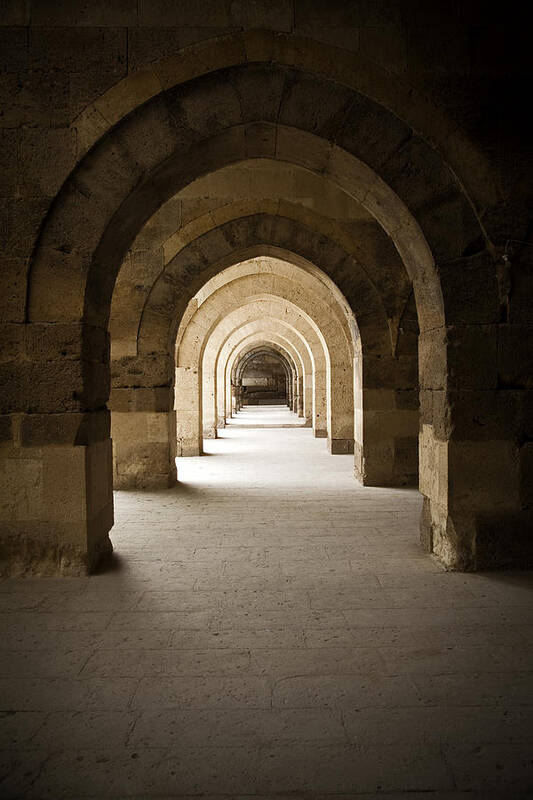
0,1,531,574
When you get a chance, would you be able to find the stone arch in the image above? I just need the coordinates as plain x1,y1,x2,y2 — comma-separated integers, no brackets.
202,321,308,439
195,305,326,453
234,346,294,413
175,282,346,455
110,169,412,361
12,57,502,573
216,324,312,429
138,216,391,359
72,30,501,231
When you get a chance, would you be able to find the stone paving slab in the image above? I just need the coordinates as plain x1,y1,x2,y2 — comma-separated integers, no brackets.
0,419,532,797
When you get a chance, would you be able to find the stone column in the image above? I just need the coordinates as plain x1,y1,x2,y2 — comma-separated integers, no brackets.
328,362,355,454
297,376,304,417
419,320,532,570
313,368,328,438
202,368,217,439
303,372,313,425
110,388,176,489
0,323,113,576
417,245,533,569
175,366,202,456
355,351,419,487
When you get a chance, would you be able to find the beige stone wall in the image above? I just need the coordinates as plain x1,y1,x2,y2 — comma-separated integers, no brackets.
1,4,530,573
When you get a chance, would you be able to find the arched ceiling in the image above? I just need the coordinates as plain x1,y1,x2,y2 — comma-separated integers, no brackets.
29,60,479,340
109,160,410,361
175,256,356,358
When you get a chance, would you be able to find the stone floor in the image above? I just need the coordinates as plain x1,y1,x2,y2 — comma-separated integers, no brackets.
1,406,533,798
226,404,308,427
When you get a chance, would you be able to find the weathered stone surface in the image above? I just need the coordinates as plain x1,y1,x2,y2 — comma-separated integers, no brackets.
0,440,113,577
0,7,530,600
3,423,533,794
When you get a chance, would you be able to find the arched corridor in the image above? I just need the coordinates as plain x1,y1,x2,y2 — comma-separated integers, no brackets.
0,3,532,796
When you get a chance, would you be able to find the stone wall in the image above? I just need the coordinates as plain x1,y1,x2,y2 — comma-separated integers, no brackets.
0,2,530,574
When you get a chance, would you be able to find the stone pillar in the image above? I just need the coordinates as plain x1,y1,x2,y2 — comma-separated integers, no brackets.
313,368,328,438
303,373,313,425
417,239,533,571
355,350,419,487
328,362,355,454
175,366,202,456
202,369,217,439
419,320,533,570
110,388,176,489
0,323,113,576
297,376,304,417
236,380,244,411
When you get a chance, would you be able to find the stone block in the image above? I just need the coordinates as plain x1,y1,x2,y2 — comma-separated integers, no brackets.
364,408,418,441
165,68,243,142
230,0,293,30
475,510,533,570
419,495,433,551
449,439,520,512
0,197,51,260
20,411,111,447
86,439,114,519
113,438,175,490
328,438,354,455
364,353,417,391
447,325,498,390
26,324,108,364
446,389,525,442
359,24,407,72
138,0,230,26
295,0,401,27
393,435,419,484
30,26,126,75
115,96,185,174
0,25,28,74
127,28,225,73
27,247,88,323
0,323,25,363
359,440,394,486
276,126,331,175
439,250,500,325
0,129,21,195
0,449,43,522
336,89,410,172
395,389,419,410
419,423,448,508
42,445,89,524
498,324,533,389
520,442,533,508
18,127,77,197
0,1,29,24
380,136,481,263
111,355,171,388
132,196,181,252
0,415,12,445
0,67,70,128
278,70,354,141
0,361,89,414
233,63,285,124
0,440,113,576
109,388,171,413
245,122,277,159
30,0,137,26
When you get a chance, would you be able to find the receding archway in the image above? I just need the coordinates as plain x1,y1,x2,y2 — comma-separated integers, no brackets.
8,49,508,574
